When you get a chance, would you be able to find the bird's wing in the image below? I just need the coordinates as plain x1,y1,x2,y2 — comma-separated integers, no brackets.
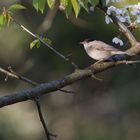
92,41,119,52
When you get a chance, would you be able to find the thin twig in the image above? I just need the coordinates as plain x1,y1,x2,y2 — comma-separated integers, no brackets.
0,67,19,79
0,66,38,86
0,66,74,94
34,98,57,140
10,17,78,69
1,66,55,140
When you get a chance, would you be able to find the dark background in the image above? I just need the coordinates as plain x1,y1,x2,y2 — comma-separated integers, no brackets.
0,0,140,140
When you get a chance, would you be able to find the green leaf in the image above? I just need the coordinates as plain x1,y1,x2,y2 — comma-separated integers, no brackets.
71,0,81,17
89,0,99,7
43,37,52,45
33,0,46,13
33,0,39,11
39,0,46,13
60,0,72,18
0,14,4,26
60,0,68,7
4,11,11,26
8,4,26,11
47,0,55,8
30,39,40,49
78,0,89,12
65,1,72,18
30,37,51,49
36,41,41,48
59,0,68,13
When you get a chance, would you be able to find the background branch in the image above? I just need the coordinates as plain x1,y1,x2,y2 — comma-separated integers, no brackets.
37,2,58,33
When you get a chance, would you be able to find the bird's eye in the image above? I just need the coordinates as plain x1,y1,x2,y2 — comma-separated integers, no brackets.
87,46,93,51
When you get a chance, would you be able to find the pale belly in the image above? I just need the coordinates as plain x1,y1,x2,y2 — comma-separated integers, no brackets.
86,50,110,60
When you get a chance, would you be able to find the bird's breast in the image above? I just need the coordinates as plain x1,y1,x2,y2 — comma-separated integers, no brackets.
86,50,110,60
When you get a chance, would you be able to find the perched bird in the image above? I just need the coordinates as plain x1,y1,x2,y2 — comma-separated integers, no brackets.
80,40,132,63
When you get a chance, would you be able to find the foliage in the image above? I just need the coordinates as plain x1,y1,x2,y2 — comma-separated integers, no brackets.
33,0,100,17
30,37,52,49
32,0,140,17
33,0,46,13
0,4,26,28
0,0,100,29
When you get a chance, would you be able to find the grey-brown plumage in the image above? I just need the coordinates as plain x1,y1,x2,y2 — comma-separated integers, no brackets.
80,40,131,61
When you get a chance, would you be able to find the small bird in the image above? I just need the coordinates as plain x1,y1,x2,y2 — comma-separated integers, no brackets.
80,40,132,63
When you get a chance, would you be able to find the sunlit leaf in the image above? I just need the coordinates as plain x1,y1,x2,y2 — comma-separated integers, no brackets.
36,41,41,48
39,0,46,13
30,39,40,49
33,0,46,13
8,4,26,11
47,0,55,8
65,1,72,18
30,37,51,49
33,0,39,11
60,0,68,7
3,9,11,26
71,0,81,17
43,37,52,45
0,14,4,26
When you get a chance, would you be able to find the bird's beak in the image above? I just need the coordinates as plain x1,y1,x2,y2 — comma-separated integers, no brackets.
79,39,90,45
79,41,84,45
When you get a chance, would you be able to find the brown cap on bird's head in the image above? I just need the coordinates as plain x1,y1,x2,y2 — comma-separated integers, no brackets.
79,39,92,45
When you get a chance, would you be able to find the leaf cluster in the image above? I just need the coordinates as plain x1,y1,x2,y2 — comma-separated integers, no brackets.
0,4,25,28
33,0,100,17
30,37,52,49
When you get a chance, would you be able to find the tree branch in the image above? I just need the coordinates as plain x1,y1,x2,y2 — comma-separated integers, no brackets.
97,4,137,47
1,53,140,108
0,1,140,109
34,98,57,140
0,66,57,140
10,17,78,69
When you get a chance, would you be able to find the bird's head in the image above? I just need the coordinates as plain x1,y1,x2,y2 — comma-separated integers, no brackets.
80,39,92,45
80,39,94,49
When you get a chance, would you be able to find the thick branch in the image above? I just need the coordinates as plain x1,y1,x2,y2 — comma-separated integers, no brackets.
0,69,92,107
0,3,140,108
1,42,140,108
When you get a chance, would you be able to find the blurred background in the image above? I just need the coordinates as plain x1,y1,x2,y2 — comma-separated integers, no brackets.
0,0,140,140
